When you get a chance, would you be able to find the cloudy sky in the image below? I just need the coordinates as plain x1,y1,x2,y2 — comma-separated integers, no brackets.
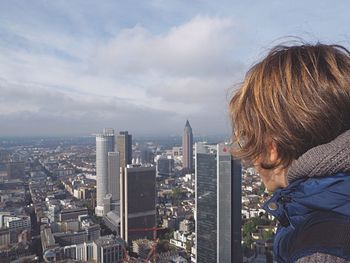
0,0,349,137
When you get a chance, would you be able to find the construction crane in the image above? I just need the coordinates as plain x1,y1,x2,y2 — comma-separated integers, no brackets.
145,238,159,263
122,227,164,263
122,246,130,262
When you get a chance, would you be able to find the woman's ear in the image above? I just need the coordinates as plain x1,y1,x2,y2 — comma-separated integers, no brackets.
268,141,279,164
257,140,280,170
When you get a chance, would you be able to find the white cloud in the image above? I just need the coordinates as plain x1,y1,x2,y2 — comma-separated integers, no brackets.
89,15,245,116
0,78,182,136
92,15,240,77
0,15,244,136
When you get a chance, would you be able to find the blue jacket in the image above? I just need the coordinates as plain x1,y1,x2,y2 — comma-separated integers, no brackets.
263,172,350,262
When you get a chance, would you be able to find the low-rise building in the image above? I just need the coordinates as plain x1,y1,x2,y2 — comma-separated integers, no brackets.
179,219,194,233
1,215,31,243
0,228,10,246
132,239,155,260
162,217,177,229
93,235,125,263
59,208,88,222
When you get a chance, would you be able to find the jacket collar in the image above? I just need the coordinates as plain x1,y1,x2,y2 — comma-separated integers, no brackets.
264,173,350,227
287,129,350,183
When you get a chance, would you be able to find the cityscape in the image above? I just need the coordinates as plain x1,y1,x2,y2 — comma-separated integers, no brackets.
0,1,347,263
0,121,274,263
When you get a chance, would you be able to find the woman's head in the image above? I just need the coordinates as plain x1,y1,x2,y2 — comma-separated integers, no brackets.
229,43,350,190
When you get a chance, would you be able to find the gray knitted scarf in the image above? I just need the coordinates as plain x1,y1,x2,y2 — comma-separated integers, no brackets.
287,129,350,183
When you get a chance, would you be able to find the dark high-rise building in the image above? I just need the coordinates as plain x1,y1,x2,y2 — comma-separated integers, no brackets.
116,131,132,168
108,152,120,208
182,120,193,171
195,143,242,263
120,166,156,244
156,157,175,177
195,143,217,263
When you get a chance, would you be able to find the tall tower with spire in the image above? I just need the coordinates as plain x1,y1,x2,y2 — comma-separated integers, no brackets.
182,120,193,171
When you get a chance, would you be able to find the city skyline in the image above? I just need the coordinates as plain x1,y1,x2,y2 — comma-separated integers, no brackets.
1,1,350,136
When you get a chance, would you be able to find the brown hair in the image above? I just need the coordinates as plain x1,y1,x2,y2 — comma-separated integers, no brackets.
229,43,350,168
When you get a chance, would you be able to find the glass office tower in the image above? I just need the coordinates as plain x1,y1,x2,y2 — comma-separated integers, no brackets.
195,143,242,263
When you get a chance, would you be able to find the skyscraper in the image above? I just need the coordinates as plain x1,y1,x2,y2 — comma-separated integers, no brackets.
195,143,242,263
120,166,156,244
182,120,193,171
95,129,119,217
116,131,132,168
217,144,239,263
108,152,120,204
195,143,217,263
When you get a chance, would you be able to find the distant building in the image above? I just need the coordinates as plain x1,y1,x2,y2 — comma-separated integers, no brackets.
156,157,175,177
93,235,124,263
182,120,193,171
172,146,182,157
116,131,132,168
95,128,119,217
41,227,59,253
7,162,25,179
0,228,10,246
162,217,177,229
41,219,101,249
1,215,31,244
120,166,156,243
59,208,88,222
75,241,94,262
54,224,100,246
195,143,242,263
179,219,194,233
103,193,112,215
48,205,60,223
0,162,25,180
156,251,187,263
0,150,10,162
132,239,155,260
140,148,154,165
50,235,124,263
0,162,7,179
73,187,93,200
170,230,188,250
108,152,120,205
